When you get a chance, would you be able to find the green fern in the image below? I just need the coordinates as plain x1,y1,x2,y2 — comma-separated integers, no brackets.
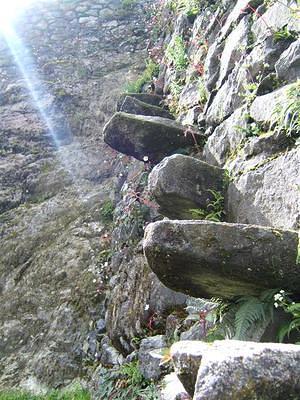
233,289,277,340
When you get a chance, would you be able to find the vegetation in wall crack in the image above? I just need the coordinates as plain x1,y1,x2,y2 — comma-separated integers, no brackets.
166,0,201,17
199,289,278,341
96,362,159,400
99,200,115,224
273,26,299,43
189,190,225,222
166,35,188,72
274,290,300,343
271,80,300,139
124,60,159,93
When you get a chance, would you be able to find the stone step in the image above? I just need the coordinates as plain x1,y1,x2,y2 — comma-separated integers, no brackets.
148,154,226,219
118,95,174,119
117,92,163,109
143,220,299,299
103,112,201,163
194,340,300,400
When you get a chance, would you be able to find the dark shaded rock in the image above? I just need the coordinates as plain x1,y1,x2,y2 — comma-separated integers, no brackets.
148,155,225,219
143,220,299,299
118,95,173,119
103,112,201,163
138,335,168,380
117,93,163,109
204,41,224,92
194,340,300,400
99,336,124,366
275,39,300,83
171,341,210,396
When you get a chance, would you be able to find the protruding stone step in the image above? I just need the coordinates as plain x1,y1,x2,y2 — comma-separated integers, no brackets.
148,154,225,219
117,93,162,109
143,220,299,299
118,95,174,119
194,340,300,400
103,112,201,163
170,341,210,397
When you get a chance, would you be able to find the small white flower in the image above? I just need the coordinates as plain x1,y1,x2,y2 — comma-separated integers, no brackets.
143,156,149,162
279,289,285,294
274,302,279,308
144,304,150,311
93,279,97,283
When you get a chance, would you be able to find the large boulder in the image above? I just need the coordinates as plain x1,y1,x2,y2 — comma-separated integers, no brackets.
194,340,300,400
148,154,225,219
103,112,201,163
170,341,210,396
118,95,173,119
143,220,299,299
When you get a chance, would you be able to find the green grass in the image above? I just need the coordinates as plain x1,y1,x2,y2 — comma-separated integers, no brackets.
0,388,90,400
124,60,159,93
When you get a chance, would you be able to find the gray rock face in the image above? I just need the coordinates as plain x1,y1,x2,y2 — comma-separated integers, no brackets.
144,220,299,299
227,148,300,230
118,95,173,119
194,340,300,400
250,84,294,124
203,106,247,167
275,39,300,83
217,15,250,88
103,112,200,163
171,341,209,396
148,155,225,219
138,335,168,380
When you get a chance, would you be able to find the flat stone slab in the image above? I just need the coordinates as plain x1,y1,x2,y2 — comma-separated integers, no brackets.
118,95,174,119
148,154,225,219
143,220,299,298
103,112,201,163
194,340,300,400
117,93,163,109
171,341,210,396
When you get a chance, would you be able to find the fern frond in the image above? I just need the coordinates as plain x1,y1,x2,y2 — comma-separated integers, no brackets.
233,297,267,340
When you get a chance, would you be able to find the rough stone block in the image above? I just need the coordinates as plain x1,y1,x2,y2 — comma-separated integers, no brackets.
148,154,225,219
143,220,299,299
194,340,300,400
103,112,201,163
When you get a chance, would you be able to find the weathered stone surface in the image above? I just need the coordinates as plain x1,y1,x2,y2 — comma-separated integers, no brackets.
252,0,300,44
203,106,247,167
99,336,124,366
194,340,300,400
144,220,299,299
217,15,250,88
117,93,163,109
227,148,300,230
118,95,173,119
204,40,224,92
148,154,225,219
275,39,300,83
103,112,201,163
171,341,210,396
160,373,191,400
250,84,294,124
138,335,168,380
206,37,291,125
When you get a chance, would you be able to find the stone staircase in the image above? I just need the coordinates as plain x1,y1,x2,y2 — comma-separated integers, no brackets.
104,92,299,300
103,92,300,399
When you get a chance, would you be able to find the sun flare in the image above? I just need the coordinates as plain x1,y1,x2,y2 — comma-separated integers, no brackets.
0,0,36,30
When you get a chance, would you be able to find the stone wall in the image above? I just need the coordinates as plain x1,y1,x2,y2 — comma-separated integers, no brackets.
0,0,150,390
